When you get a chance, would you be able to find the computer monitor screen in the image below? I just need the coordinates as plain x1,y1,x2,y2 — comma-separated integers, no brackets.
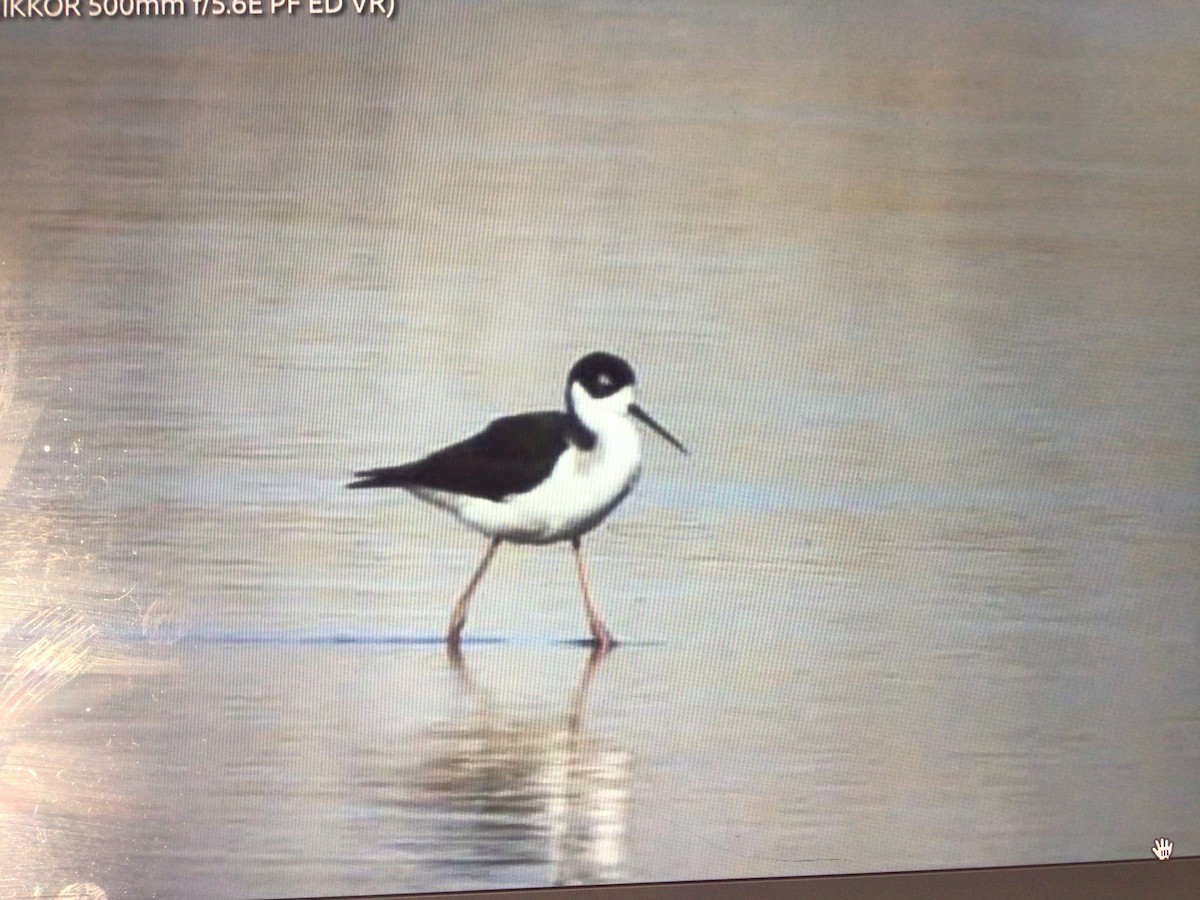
1,3,1196,899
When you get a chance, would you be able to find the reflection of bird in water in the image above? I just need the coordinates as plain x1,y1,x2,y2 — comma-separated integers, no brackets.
360,646,632,889
446,644,629,886
348,352,687,651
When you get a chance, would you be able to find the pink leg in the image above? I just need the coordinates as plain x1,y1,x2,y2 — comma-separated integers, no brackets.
571,537,614,652
447,538,501,645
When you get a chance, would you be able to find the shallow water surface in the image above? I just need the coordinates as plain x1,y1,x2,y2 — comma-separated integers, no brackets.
1,3,1198,897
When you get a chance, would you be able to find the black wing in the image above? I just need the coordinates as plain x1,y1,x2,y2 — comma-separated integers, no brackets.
347,411,577,502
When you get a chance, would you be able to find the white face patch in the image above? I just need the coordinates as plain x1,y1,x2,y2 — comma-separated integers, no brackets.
606,385,634,413
571,382,634,431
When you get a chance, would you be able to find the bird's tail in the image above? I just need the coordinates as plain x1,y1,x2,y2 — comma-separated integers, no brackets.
345,466,415,490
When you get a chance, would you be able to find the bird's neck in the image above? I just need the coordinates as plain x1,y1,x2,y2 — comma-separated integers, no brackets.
566,413,598,451
566,384,636,454
571,412,641,464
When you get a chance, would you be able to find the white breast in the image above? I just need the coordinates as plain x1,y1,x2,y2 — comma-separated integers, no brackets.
421,415,643,545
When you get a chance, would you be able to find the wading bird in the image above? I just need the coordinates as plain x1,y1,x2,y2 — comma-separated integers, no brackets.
348,352,687,651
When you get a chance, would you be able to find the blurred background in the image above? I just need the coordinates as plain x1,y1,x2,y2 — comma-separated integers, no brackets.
1,2,1198,897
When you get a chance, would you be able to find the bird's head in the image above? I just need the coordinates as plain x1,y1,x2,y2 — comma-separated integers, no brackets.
565,351,688,453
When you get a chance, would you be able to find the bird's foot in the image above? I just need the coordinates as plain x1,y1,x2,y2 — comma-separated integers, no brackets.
589,624,615,654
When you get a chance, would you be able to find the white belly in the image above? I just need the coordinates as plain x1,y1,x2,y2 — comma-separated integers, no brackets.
409,418,643,545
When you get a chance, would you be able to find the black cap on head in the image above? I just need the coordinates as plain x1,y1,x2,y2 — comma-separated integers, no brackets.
567,351,637,399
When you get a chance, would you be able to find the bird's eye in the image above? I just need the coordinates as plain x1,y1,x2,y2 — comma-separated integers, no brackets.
597,374,613,388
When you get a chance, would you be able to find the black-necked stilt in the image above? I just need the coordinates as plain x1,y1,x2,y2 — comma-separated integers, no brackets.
347,351,688,652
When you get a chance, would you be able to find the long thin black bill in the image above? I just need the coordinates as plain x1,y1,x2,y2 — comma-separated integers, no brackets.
630,403,688,454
